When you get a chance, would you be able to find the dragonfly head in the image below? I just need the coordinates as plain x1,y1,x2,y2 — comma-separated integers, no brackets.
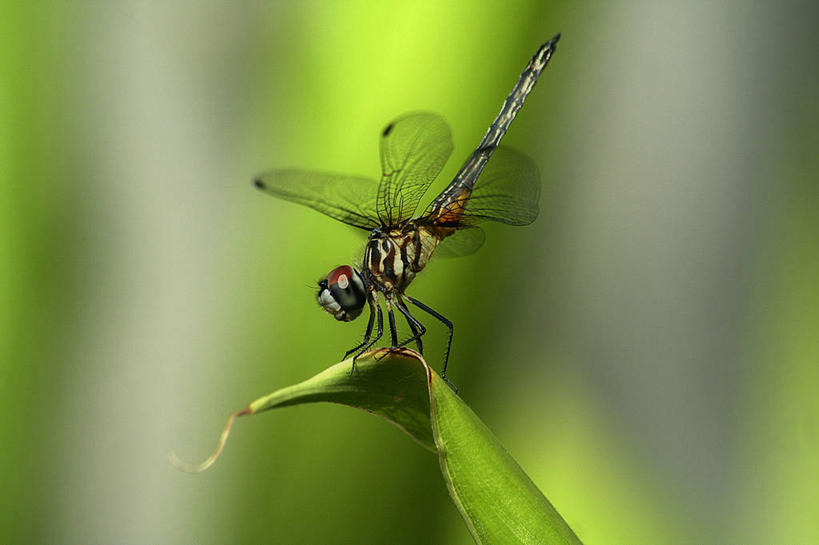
317,265,367,322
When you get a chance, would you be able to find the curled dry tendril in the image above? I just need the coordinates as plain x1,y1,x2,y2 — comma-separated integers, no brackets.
168,406,251,473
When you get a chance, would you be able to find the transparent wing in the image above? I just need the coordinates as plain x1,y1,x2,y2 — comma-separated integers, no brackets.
423,146,540,227
463,146,540,225
435,226,486,258
253,169,380,230
377,112,453,226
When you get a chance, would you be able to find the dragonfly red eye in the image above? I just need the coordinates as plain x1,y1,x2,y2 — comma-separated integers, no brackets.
326,265,354,287
318,265,366,322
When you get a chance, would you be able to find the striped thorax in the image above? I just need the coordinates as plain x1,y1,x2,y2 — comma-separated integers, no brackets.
363,223,441,293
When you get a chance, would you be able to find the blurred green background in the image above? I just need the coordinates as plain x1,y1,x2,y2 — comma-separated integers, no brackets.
2,1,818,543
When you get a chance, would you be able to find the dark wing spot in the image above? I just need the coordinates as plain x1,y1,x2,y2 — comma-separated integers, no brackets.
382,123,394,137
253,178,266,189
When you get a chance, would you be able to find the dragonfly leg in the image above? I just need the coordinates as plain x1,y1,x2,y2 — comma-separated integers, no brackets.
374,298,402,363
344,298,375,361
403,294,457,393
386,299,399,348
394,297,425,353
375,296,425,361
351,298,383,375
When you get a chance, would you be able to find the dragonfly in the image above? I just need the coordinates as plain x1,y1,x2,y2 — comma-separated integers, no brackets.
254,34,560,388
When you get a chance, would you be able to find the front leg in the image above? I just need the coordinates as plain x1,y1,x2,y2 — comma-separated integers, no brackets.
344,297,375,361
351,295,383,374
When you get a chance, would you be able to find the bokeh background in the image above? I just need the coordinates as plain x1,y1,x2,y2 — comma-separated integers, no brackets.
2,1,817,543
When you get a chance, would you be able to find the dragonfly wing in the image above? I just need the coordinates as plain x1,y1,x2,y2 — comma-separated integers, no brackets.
435,226,486,258
423,146,540,227
461,146,540,225
377,112,453,225
253,169,380,230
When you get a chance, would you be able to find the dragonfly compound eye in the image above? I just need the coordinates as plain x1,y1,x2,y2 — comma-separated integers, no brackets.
316,265,366,322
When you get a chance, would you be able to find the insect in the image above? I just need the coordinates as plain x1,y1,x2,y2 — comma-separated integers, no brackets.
254,34,560,388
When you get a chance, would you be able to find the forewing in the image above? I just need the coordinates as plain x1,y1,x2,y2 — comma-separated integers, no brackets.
435,226,486,258
253,169,380,230
432,146,541,226
378,113,453,225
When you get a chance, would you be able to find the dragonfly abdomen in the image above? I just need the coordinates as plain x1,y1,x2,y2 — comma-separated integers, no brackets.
424,34,559,229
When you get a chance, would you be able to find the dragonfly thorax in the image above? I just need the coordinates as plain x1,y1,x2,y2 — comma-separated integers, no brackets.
362,223,439,293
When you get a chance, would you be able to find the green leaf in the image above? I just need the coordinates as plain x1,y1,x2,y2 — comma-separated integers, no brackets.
171,350,582,545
